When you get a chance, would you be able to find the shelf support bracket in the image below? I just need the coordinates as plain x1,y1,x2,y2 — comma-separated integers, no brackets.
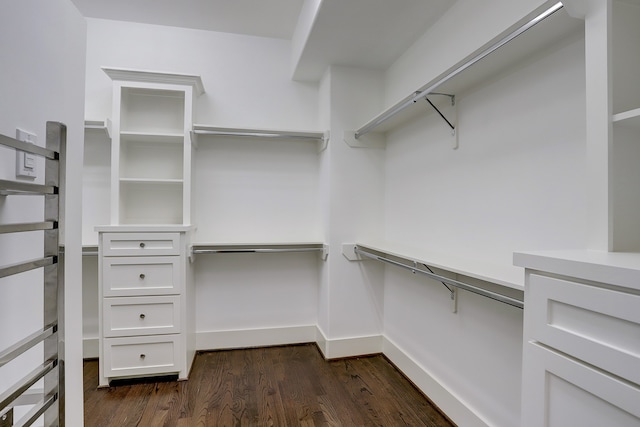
423,94,458,150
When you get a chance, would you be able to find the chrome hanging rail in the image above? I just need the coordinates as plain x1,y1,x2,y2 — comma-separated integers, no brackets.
355,2,564,139
192,126,326,142
354,245,524,309
193,247,324,254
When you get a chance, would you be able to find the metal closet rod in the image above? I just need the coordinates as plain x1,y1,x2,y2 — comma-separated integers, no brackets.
192,129,323,141
354,246,524,309
192,247,323,254
355,1,564,138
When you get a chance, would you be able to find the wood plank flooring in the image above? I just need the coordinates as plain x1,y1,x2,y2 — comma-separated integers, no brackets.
84,343,455,426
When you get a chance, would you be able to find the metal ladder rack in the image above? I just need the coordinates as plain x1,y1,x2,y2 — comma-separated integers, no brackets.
0,122,66,427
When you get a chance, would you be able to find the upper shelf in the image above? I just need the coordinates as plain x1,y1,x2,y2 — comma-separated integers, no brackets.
353,3,583,138
191,124,329,151
613,107,640,130
353,240,525,290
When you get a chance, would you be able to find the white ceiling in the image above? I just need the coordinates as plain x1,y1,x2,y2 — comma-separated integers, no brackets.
292,0,453,81
70,0,454,80
70,0,305,39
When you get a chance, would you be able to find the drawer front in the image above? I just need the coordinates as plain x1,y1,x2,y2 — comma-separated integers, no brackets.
104,335,182,378
103,295,181,337
527,274,640,385
103,256,181,296
102,232,180,256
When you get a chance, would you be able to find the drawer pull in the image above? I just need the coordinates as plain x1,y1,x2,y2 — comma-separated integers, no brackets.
140,354,146,360
139,273,145,280
139,313,146,319
139,242,145,248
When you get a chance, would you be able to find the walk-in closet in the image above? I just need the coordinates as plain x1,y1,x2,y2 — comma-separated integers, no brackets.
2,0,639,426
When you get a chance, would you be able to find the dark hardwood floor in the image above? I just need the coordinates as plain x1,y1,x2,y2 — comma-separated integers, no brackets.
84,343,455,426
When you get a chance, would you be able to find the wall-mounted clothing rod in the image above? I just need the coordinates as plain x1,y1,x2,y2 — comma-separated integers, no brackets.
192,247,323,255
354,246,524,309
193,129,323,141
355,2,563,138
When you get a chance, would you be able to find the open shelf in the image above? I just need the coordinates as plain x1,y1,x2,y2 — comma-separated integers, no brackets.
613,107,640,130
192,124,329,151
120,131,184,143
354,4,582,137
353,240,525,290
191,241,327,257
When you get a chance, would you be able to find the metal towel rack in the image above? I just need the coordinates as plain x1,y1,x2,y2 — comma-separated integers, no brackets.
0,122,66,427
354,245,523,309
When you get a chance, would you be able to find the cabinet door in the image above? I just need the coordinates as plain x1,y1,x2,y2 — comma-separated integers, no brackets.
522,343,640,427
103,256,181,296
527,274,640,384
103,295,181,337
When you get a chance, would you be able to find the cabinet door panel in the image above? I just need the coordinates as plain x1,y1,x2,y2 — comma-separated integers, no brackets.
527,274,640,384
522,343,640,427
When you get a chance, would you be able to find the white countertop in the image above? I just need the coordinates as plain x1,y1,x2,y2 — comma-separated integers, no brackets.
513,250,640,291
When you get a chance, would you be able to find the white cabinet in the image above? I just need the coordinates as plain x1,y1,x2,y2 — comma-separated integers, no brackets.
96,68,202,385
98,228,194,387
515,251,640,427
102,68,204,226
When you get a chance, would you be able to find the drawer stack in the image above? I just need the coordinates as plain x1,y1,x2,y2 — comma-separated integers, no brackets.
97,229,194,387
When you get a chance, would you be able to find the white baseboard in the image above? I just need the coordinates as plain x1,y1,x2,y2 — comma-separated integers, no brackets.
382,336,489,427
315,327,383,359
83,337,99,359
195,325,317,351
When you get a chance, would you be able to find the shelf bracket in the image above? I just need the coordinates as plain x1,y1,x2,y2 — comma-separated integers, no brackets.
423,94,458,150
344,130,385,149
318,131,330,153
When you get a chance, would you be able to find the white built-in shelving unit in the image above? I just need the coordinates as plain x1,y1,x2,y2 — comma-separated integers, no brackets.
103,67,203,226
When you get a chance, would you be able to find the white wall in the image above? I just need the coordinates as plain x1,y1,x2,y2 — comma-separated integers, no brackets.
317,66,387,357
84,18,319,130
384,0,553,105
0,0,86,425
377,3,587,426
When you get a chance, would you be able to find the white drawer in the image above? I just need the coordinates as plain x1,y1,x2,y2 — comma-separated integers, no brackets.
103,335,182,379
103,295,181,337
102,232,181,256
103,256,181,296
527,274,640,385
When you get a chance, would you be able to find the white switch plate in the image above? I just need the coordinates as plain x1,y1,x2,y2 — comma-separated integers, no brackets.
16,128,37,179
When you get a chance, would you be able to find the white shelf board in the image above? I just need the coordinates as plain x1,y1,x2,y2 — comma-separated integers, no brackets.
613,107,640,130
84,119,112,138
95,224,194,233
514,249,640,291
120,131,184,143
102,67,205,95
192,124,326,141
356,240,525,290
119,178,183,184
355,6,582,136
191,241,327,256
